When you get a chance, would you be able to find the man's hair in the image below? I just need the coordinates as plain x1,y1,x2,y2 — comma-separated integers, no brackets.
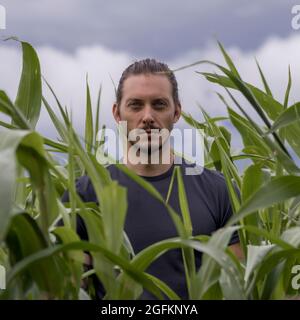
116,58,180,106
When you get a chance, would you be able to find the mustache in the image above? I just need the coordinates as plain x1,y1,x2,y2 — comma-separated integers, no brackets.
142,126,161,131
133,127,162,134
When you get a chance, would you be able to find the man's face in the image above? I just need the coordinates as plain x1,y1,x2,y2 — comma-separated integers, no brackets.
113,74,181,155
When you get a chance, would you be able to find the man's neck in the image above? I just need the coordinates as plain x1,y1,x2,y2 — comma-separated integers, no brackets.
124,149,175,177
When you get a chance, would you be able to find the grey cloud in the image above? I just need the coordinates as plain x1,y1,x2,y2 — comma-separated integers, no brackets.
0,0,298,59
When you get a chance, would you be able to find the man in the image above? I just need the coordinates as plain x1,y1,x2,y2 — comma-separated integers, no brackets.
61,58,243,299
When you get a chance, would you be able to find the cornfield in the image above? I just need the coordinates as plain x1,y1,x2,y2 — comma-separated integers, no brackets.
0,39,300,300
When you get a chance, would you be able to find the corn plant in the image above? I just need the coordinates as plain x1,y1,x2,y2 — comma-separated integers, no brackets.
0,39,299,300
179,42,300,299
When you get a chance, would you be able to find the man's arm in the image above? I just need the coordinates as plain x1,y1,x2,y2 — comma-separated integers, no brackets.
229,242,244,261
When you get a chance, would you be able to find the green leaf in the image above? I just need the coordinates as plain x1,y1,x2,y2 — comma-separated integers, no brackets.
281,227,300,247
181,111,207,131
254,248,300,289
144,273,181,300
209,139,222,171
230,176,300,226
15,42,42,128
0,130,52,240
201,72,283,120
242,225,294,249
85,76,94,154
201,108,241,212
0,91,14,117
94,84,102,150
219,126,231,146
193,226,244,299
52,226,84,294
175,166,193,236
228,107,271,158
100,181,128,254
67,125,77,230
202,71,300,161
242,165,270,201
244,244,275,283
78,209,116,298
217,41,241,80
64,126,111,207
42,96,68,142
175,166,196,298
0,90,30,129
6,213,67,297
16,132,59,233
267,102,300,133
255,59,273,97
241,164,271,244
43,78,70,126
283,66,292,109
118,231,245,299
221,84,299,175
7,239,166,300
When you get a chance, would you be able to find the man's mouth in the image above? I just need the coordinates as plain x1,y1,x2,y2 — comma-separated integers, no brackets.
131,128,163,141
144,128,160,134
146,129,161,139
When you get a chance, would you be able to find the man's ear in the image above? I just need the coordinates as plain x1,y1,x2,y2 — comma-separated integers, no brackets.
112,103,121,122
173,103,181,123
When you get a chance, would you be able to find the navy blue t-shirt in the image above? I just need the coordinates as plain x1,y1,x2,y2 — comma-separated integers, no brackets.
60,157,239,299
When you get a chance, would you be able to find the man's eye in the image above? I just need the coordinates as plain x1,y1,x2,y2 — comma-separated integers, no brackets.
129,102,142,110
154,101,166,108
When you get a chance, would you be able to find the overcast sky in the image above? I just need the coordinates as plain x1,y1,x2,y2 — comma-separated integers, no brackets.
0,0,297,59
0,0,300,162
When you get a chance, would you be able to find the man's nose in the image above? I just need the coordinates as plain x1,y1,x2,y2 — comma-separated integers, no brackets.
141,105,155,125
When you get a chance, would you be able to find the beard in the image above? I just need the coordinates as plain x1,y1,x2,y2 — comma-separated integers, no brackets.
127,128,171,164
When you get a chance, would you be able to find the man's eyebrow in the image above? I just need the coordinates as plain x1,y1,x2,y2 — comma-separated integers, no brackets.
152,98,170,103
125,97,170,104
126,98,143,104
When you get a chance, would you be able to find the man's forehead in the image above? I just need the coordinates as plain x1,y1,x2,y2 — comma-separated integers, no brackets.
122,74,172,100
